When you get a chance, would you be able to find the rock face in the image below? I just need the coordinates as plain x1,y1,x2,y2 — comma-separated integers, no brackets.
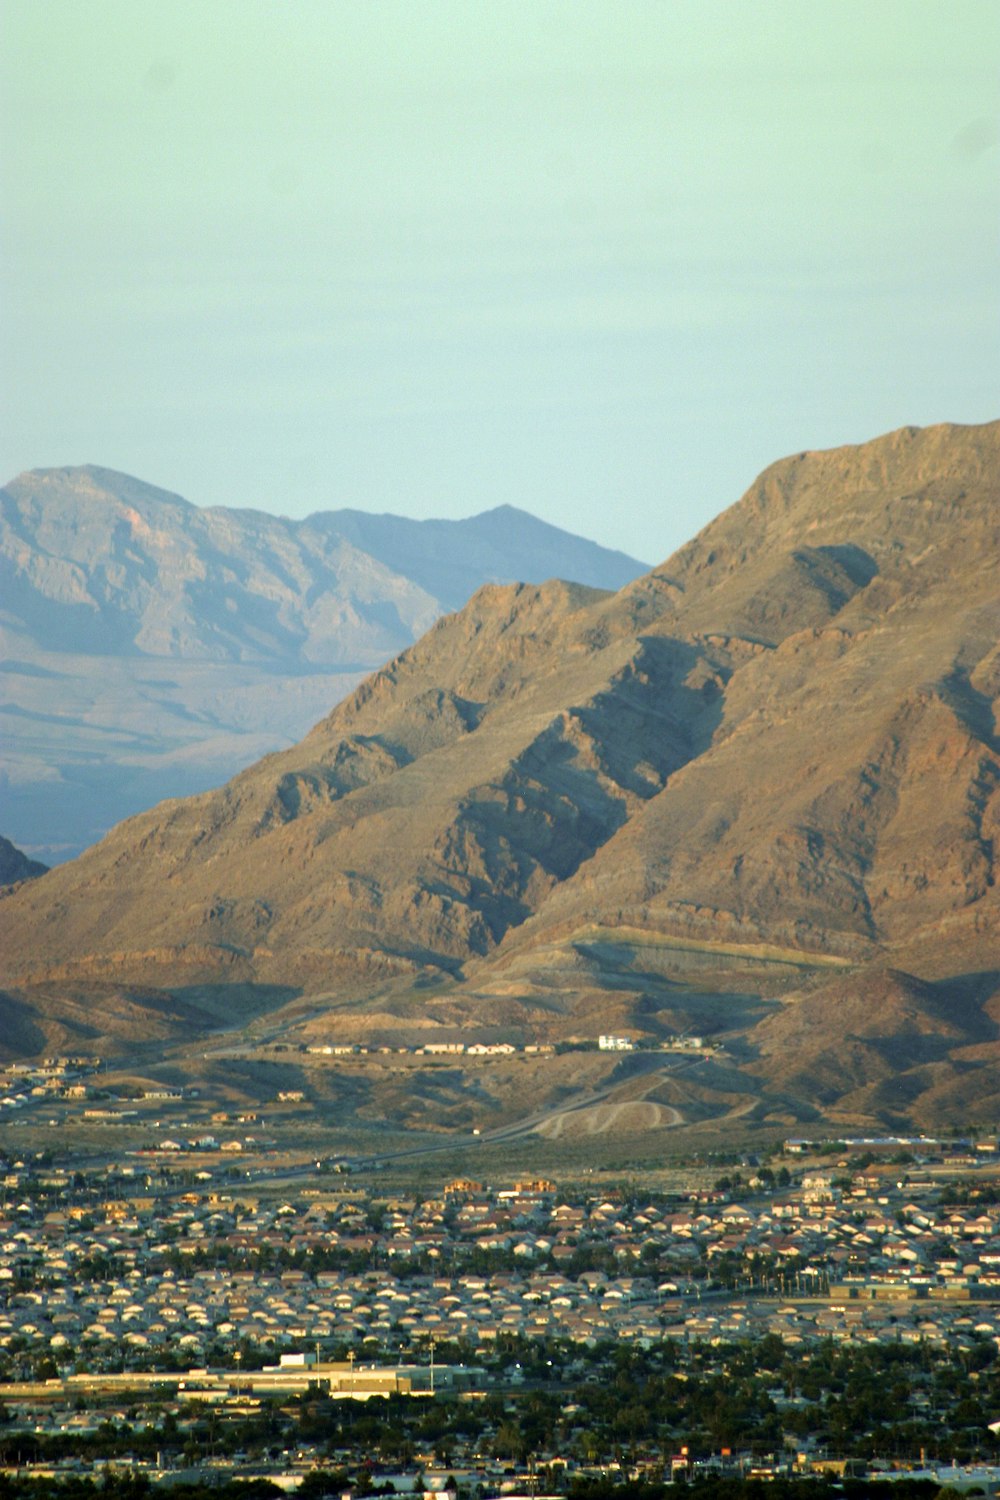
1,421,998,1128
0,467,647,861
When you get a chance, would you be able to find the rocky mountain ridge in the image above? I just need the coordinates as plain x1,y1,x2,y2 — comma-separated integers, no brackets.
1,466,645,860
2,421,997,1134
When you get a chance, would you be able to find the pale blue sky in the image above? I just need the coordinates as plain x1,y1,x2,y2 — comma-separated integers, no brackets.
2,1,997,563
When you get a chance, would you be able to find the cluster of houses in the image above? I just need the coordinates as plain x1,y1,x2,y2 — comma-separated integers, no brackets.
306,1042,532,1058
303,1036,713,1057
0,1057,99,1113
2,1158,1000,1372
598,1034,704,1052
1,1156,1000,1494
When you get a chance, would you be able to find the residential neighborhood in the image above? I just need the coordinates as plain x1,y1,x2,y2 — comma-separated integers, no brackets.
1,1125,999,1491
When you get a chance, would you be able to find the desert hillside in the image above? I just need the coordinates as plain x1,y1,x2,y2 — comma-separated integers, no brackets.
2,421,997,1132
1,466,645,859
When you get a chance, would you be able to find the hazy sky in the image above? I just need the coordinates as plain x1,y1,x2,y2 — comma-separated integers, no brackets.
2,1,997,564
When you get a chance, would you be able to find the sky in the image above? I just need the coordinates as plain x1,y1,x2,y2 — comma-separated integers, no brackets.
2,1,997,566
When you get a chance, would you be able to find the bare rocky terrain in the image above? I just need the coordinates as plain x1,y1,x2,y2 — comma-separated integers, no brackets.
1,466,645,860
1,421,997,1141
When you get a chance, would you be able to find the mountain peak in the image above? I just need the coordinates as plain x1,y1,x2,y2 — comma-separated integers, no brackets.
1,419,997,1136
1,466,646,861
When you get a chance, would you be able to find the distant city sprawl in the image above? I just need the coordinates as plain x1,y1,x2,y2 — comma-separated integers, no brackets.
1,1127,999,1490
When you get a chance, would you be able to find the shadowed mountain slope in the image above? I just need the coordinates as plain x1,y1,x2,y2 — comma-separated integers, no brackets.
0,834,48,885
1,421,998,1130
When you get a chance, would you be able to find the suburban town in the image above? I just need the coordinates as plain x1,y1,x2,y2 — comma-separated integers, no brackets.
1,1059,999,1497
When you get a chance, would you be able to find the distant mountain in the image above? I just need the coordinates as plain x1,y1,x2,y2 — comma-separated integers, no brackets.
0,467,647,861
1,420,997,1135
0,834,47,885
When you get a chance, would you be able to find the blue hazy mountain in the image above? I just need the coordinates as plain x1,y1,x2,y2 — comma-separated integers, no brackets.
0,466,648,862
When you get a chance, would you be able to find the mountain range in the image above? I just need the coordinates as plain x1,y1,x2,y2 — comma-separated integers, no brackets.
0,466,645,861
1,421,997,1138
